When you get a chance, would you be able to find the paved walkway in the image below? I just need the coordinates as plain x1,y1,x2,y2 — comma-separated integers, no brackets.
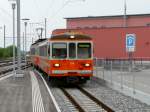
0,69,59,112
0,71,32,112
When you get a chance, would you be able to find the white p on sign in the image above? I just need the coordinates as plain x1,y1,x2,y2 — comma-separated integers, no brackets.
126,34,136,52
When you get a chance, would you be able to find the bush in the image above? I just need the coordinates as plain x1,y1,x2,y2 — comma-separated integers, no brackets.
0,45,17,59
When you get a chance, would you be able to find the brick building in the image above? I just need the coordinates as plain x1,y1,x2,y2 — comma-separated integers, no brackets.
52,14,150,59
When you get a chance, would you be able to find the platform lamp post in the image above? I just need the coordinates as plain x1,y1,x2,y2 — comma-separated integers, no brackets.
8,0,16,77
12,3,16,76
21,18,30,72
0,25,6,48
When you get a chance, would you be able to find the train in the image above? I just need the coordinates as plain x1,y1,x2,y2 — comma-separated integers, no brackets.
30,32,93,83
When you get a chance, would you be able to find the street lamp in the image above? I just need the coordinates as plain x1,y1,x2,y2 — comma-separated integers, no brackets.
12,3,16,76
8,0,16,77
22,18,30,72
9,0,24,77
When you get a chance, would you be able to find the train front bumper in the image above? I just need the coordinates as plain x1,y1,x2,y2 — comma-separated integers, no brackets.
51,70,93,76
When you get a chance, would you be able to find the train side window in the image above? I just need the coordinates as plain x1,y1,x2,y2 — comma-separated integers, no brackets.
39,45,47,57
48,44,50,56
69,43,76,59
31,48,35,55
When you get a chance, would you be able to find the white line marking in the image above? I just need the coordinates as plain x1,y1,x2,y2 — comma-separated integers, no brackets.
34,70,61,112
0,74,13,81
30,71,45,112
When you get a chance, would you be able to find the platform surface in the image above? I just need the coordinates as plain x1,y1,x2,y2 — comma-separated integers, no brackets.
0,69,57,112
0,71,32,112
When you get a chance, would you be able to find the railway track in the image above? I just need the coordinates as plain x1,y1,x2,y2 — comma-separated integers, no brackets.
0,64,31,77
60,85,114,112
0,60,26,67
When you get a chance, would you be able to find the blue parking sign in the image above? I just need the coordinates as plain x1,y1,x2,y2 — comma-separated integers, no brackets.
126,34,136,52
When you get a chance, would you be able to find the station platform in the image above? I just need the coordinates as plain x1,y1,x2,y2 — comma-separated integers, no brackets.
0,68,59,112
94,67,150,105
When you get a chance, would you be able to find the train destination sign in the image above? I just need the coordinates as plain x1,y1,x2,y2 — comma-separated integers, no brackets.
126,34,136,52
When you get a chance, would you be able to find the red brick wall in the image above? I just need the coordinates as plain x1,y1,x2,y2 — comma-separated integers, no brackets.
67,16,150,29
52,27,150,59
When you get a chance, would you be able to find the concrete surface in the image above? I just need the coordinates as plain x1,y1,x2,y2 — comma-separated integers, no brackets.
0,71,32,112
0,68,58,112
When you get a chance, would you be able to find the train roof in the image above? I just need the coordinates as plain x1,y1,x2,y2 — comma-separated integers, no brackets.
50,32,92,40
31,38,47,46
31,32,92,47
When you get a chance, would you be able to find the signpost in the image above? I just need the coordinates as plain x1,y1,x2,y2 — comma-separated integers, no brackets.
126,34,136,94
126,34,136,71
126,34,136,52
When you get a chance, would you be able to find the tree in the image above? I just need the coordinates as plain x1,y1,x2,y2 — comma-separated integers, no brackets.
0,45,17,59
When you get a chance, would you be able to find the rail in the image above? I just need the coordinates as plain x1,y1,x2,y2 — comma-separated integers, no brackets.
60,85,114,112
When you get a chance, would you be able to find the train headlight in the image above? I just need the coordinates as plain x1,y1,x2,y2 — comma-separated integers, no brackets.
85,63,90,67
70,35,75,39
54,63,60,67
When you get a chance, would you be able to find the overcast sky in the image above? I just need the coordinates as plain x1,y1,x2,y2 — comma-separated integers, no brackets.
0,0,150,50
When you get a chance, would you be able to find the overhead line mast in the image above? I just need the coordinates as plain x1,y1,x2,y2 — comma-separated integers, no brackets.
124,0,127,27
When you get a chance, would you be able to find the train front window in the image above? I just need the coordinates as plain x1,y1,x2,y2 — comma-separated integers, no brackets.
52,43,67,59
69,43,76,59
77,43,91,59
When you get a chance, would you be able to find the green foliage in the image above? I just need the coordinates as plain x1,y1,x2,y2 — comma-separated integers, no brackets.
0,45,17,59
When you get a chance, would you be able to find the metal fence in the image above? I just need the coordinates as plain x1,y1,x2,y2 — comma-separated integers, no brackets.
94,57,150,106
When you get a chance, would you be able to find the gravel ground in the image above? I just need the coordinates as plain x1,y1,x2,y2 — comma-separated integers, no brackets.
81,77,150,112
49,77,150,112
50,85,78,112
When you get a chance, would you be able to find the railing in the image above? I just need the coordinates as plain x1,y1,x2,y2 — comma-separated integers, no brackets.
94,57,150,105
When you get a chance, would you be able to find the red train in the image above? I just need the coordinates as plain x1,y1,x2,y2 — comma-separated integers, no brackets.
30,32,93,83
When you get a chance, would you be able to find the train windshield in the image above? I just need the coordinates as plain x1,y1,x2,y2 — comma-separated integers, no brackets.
52,43,67,59
69,43,76,59
77,43,91,59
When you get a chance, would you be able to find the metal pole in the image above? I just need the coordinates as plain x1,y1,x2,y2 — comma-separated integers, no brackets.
95,58,98,76
120,60,123,89
12,3,16,76
17,0,21,73
32,37,33,43
23,32,25,58
4,25,6,48
24,22,27,71
45,18,47,38
124,0,127,27
102,59,105,80
110,60,113,85
133,72,136,94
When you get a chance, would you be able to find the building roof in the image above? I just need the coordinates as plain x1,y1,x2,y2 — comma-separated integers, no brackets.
65,13,150,20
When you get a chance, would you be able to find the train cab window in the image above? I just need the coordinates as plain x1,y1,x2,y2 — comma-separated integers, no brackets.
69,43,76,59
52,43,67,59
77,43,91,59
